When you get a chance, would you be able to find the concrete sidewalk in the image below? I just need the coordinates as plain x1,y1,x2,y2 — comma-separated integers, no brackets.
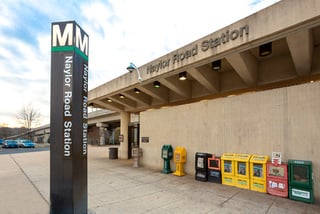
0,145,319,213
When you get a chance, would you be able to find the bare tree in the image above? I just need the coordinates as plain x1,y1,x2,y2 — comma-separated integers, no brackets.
16,104,41,131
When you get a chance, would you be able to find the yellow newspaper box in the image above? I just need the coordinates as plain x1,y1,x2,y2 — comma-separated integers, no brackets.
235,154,252,189
250,155,269,193
173,147,187,176
221,153,236,186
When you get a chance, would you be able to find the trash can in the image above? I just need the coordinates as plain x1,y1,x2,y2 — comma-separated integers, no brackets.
109,147,118,159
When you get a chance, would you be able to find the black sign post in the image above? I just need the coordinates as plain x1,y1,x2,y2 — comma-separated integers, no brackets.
50,21,89,213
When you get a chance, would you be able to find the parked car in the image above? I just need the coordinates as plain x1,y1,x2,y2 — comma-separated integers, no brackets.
0,139,3,145
2,140,19,148
17,139,35,148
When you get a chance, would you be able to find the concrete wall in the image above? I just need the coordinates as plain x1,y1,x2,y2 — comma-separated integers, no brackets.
140,81,320,200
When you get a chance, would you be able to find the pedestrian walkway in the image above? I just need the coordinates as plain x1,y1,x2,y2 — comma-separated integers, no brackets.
0,145,319,213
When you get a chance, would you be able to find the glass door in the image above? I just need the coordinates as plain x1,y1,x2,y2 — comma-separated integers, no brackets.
128,124,139,159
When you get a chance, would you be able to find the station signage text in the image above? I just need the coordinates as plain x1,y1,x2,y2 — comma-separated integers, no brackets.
147,25,249,74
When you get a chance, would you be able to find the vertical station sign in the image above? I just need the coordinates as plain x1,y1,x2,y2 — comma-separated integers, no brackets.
50,21,89,213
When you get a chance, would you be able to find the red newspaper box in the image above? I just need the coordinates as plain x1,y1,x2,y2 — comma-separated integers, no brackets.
266,162,288,197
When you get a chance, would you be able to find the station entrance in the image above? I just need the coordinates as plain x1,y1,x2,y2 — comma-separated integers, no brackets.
128,123,139,159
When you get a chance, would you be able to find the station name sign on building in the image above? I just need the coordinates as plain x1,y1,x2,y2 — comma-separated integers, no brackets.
147,25,249,74
50,21,89,213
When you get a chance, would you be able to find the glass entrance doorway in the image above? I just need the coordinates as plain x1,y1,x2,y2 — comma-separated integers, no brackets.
128,124,139,159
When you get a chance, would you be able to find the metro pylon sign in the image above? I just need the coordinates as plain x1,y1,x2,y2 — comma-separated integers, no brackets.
50,21,89,214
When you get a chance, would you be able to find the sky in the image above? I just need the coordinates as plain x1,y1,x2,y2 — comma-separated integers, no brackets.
0,0,279,128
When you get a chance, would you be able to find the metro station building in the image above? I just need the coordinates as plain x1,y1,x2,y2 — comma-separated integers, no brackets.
88,0,320,200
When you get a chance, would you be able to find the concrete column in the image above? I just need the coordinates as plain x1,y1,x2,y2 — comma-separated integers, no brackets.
96,122,108,146
120,111,130,159
99,127,105,146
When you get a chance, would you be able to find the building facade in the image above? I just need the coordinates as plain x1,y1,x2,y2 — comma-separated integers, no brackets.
88,0,320,200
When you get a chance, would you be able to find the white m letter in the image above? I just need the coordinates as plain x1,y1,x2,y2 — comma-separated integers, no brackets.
52,23,73,47
76,25,89,56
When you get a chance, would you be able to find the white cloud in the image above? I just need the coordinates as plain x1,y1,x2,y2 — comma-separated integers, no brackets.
80,0,280,88
0,0,279,127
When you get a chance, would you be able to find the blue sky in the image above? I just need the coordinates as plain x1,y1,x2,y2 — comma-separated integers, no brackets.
0,0,279,127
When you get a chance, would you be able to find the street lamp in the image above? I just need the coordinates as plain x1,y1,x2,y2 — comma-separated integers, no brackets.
127,62,142,83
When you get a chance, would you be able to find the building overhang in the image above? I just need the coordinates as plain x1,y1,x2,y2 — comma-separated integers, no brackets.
89,0,320,113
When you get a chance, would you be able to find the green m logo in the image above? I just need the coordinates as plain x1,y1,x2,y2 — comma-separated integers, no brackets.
52,21,89,59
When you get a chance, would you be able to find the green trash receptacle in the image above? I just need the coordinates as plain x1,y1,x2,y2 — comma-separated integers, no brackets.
109,147,118,159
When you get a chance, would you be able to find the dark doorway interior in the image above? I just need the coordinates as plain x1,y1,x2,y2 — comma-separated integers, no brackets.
128,123,139,159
